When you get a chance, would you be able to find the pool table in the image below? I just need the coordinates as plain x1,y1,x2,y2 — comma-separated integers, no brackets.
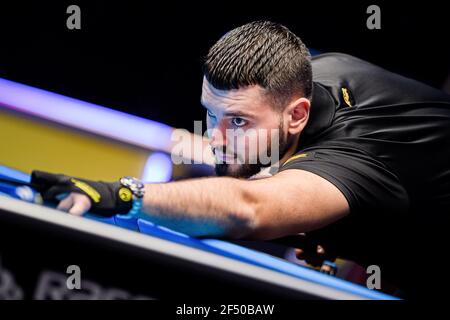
0,164,397,300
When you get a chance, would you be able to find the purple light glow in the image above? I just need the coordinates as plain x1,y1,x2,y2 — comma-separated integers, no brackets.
0,77,174,151
141,152,173,183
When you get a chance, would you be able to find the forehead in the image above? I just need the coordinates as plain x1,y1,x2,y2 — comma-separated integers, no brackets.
201,77,270,112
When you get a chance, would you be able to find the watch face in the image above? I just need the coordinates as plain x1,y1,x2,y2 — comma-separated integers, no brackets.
120,177,145,198
120,176,135,185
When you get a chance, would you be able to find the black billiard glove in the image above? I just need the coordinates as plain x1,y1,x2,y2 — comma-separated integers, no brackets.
31,170,134,217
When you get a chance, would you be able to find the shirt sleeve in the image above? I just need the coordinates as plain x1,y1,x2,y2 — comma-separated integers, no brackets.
278,146,410,216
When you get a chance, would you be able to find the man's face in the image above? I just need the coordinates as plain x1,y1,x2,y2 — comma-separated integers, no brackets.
201,78,292,178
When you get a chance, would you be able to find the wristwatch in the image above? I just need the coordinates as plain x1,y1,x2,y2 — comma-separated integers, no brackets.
119,176,145,216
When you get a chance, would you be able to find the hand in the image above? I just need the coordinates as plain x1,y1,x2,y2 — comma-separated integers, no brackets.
56,192,92,216
31,170,133,217
294,244,330,267
272,234,338,267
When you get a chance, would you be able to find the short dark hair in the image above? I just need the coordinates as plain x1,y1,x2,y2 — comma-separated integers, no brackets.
203,21,312,110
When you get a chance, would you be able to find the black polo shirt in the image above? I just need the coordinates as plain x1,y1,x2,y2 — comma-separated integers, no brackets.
278,53,450,296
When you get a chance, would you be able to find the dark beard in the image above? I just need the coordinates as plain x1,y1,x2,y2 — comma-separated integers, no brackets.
214,123,291,179
215,162,263,179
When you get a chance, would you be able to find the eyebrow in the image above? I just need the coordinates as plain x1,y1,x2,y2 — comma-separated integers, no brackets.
223,110,255,118
201,102,256,118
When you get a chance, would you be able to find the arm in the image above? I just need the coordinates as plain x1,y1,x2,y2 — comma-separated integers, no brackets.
239,169,349,240
57,169,349,240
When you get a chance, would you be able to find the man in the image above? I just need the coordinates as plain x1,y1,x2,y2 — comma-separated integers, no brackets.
32,21,450,298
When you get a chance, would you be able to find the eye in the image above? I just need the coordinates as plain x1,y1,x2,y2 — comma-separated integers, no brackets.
231,117,247,127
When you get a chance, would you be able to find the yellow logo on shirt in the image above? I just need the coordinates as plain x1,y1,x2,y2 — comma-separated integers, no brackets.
283,153,308,165
341,87,353,107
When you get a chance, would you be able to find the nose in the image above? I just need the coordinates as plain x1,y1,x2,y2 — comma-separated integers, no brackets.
208,123,227,151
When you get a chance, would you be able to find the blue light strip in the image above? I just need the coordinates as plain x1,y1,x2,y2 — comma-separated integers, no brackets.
0,165,30,183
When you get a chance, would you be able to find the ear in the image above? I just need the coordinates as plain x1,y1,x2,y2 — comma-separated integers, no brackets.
284,97,311,135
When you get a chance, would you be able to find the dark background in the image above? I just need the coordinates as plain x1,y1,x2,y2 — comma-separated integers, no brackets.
0,1,449,131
